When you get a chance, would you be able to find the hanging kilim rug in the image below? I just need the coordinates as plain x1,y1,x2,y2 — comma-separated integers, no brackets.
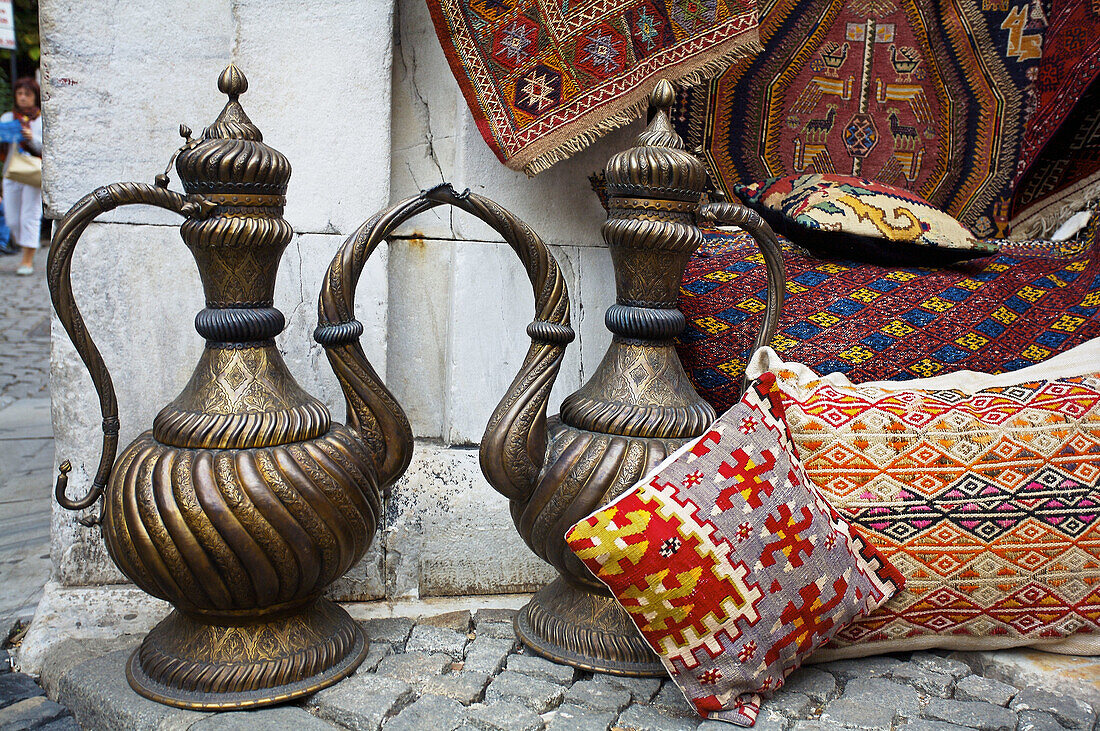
1010,0,1100,239
675,0,1043,237
426,0,761,174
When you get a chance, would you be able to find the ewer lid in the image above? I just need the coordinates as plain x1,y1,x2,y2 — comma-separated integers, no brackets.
175,65,291,196
603,80,708,202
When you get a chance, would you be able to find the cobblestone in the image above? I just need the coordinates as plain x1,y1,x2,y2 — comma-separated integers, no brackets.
485,670,566,712
405,622,469,660
563,679,632,712
507,652,575,685
0,695,69,728
921,698,1017,731
543,702,616,731
0,266,50,410
385,693,468,731
361,617,415,649
1010,687,1095,729
467,700,545,731
24,606,1100,730
955,675,1018,707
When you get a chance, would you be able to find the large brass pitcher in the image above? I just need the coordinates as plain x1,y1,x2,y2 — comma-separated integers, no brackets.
480,81,786,675
47,66,411,709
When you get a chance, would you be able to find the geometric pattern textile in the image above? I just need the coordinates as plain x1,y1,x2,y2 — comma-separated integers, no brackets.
676,217,1100,413
425,0,761,175
746,350,1100,656
674,0,1043,237
734,174,990,265
566,374,904,725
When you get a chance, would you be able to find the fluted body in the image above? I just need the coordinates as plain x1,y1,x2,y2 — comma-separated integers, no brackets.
47,66,407,709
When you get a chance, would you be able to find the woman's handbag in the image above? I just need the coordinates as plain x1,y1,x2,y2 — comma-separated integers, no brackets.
4,146,41,188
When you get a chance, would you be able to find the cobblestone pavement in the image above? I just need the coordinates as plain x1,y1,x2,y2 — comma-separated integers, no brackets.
0,649,78,729
0,259,51,410
39,608,1098,730
0,262,54,629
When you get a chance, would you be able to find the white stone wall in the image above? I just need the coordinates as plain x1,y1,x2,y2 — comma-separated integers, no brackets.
42,0,632,599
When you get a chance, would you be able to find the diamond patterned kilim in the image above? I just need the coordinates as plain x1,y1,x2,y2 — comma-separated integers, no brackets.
676,217,1100,414
566,374,903,725
426,0,761,174
761,361,1100,655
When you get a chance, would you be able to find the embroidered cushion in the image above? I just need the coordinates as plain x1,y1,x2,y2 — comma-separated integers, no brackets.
565,374,904,725
676,221,1100,413
733,174,991,265
746,341,1100,658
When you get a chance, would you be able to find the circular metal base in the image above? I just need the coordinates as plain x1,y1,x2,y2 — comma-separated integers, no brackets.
515,577,666,677
126,598,368,710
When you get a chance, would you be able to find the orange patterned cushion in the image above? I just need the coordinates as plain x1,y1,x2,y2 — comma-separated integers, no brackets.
748,344,1100,657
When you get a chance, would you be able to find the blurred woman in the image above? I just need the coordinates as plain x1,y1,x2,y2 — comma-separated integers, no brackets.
3,77,41,275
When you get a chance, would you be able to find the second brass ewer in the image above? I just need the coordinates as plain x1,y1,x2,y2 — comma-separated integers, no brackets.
48,66,412,708
346,81,785,676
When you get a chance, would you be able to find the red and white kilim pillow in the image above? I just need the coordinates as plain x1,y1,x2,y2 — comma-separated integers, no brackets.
748,341,1100,658
565,374,904,726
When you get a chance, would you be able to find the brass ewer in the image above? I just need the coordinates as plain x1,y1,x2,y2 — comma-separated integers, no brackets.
334,80,785,677
484,80,785,675
46,65,411,709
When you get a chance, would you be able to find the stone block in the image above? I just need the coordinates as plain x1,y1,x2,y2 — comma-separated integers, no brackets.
419,672,493,705
233,2,396,236
485,670,565,713
912,653,973,681
888,664,955,698
463,636,517,675
30,635,142,698
952,648,1100,711
590,673,663,702
0,673,43,709
359,644,394,674
1010,687,1094,729
476,622,519,641
54,649,210,730
375,651,452,684
380,443,557,599
475,608,518,625
406,623,469,660
782,667,837,703
543,703,616,731
821,698,900,729
0,695,68,727
385,238,453,439
421,610,473,633
467,700,546,731
189,707,335,730
701,718,786,731
651,681,698,717
386,694,469,731
813,655,904,681
1016,710,1064,731
764,691,813,719
305,674,414,731
955,675,1018,707
361,617,415,649
616,703,702,731
562,680,632,712
922,698,1018,731
904,722,974,731
507,654,575,686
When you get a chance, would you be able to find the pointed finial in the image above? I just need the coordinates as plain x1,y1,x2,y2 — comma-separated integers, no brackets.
651,79,675,116
218,64,248,101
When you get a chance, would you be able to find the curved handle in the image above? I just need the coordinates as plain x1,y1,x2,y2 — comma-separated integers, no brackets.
696,201,786,390
47,182,200,516
316,184,573,500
